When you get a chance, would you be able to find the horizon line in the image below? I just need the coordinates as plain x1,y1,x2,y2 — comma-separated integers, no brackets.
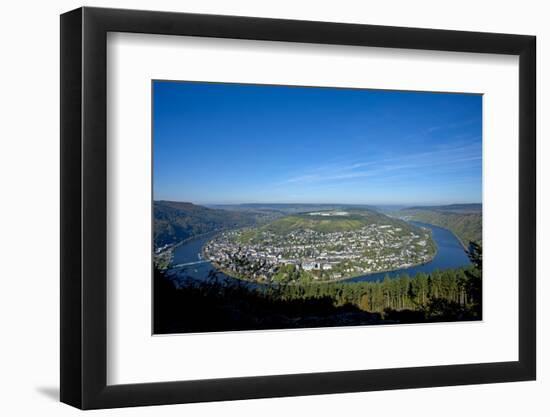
154,199,482,206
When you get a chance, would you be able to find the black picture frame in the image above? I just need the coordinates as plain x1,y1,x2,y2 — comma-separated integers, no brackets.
60,6,536,410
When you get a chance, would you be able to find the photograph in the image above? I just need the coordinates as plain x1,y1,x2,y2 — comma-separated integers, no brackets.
152,81,483,334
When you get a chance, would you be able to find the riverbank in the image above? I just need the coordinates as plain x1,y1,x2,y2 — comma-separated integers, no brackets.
207,240,438,285
156,230,224,269
197,221,437,284
170,221,476,287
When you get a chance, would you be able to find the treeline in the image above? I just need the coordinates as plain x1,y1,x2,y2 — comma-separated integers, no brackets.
263,266,481,319
155,243,482,333
261,242,481,317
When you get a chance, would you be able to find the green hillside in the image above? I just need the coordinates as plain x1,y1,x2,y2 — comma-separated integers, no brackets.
264,215,364,234
399,205,482,246
238,209,416,243
154,201,259,249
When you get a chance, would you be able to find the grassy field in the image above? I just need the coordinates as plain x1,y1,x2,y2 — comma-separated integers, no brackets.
264,215,365,233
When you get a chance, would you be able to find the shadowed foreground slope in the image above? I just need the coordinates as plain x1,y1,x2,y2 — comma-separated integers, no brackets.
154,243,482,334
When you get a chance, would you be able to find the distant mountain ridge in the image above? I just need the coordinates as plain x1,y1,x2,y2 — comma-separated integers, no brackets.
208,203,377,215
404,203,481,214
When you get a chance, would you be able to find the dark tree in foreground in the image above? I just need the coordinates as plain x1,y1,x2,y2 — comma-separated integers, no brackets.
464,241,482,318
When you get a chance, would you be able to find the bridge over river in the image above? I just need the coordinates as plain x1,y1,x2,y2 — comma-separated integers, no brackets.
171,260,209,269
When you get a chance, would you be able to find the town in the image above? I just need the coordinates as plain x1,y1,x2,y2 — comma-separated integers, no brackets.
203,221,436,283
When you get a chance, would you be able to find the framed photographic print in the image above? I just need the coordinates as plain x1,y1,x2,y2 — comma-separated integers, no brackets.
60,6,536,409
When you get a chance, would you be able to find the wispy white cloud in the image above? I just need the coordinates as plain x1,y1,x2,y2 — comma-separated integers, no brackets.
278,141,481,187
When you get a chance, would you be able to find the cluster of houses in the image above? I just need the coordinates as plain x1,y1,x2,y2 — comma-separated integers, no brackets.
203,221,434,283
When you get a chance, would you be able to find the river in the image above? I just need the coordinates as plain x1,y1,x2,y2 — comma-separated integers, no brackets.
167,221,471,286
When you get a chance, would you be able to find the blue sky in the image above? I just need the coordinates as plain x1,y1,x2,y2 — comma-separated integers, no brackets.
153,81,482,206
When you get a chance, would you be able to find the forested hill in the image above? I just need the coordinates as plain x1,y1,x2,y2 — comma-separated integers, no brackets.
399,204,482,246
260,209,415,235
154,201,258,249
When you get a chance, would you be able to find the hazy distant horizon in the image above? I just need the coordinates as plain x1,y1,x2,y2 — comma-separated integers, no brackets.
153,81,482,205
155,199,482,208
